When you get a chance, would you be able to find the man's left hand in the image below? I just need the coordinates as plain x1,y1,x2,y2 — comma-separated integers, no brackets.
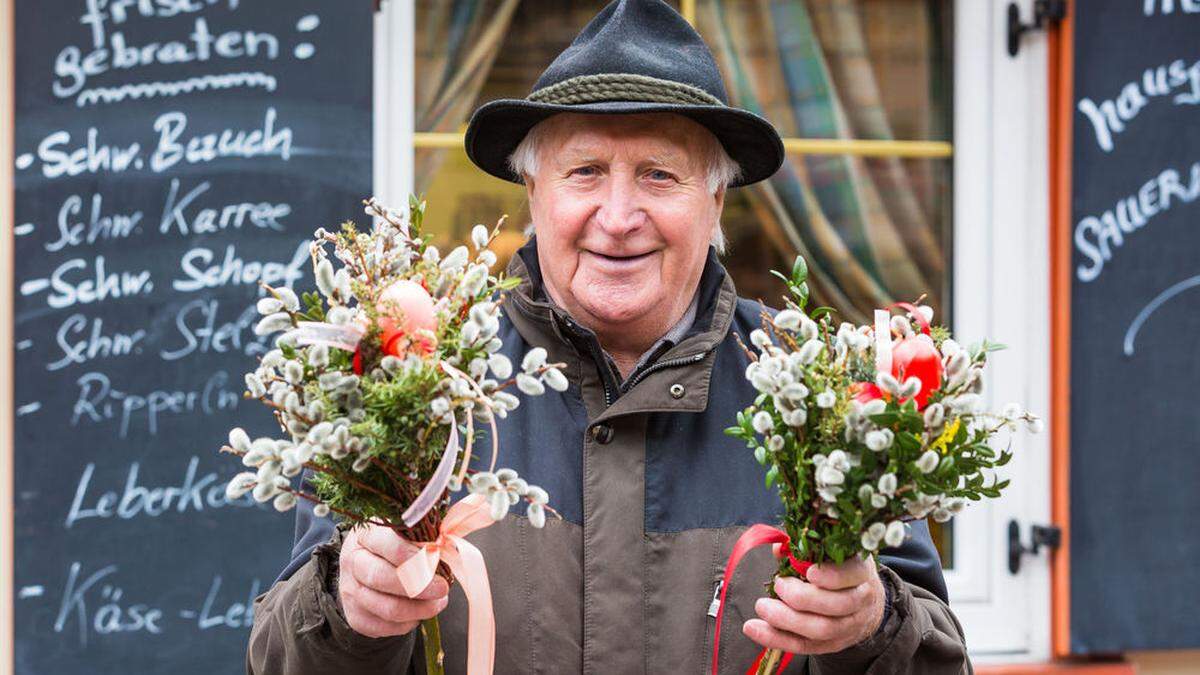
743,554,886,655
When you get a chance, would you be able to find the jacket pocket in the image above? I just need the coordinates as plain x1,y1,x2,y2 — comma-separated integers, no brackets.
703,572,725,674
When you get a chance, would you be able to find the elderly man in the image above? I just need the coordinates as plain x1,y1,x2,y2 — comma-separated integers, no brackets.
247,1,969,673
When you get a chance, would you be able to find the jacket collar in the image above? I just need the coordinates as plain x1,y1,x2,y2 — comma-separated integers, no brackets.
503,237,738,417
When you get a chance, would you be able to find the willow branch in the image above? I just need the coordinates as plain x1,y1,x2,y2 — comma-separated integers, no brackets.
279,485,392,528
220,444,408,509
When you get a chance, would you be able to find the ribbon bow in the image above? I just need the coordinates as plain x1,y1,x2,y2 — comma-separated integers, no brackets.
396,494,497,675
711,524,812,675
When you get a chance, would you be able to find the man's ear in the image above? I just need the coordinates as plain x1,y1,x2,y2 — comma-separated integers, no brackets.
712,183,726,212
523,176,539,239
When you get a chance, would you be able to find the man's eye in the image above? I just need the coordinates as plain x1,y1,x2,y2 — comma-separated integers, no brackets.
570,166,597,177
646,169,674,182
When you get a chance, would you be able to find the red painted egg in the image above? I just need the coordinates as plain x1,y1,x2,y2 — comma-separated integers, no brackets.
890,336,943,408
377,280,437,357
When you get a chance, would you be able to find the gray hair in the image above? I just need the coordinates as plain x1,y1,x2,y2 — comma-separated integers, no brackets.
507,115,740,253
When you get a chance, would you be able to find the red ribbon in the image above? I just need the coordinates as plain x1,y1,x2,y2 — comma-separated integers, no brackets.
711,524,812,675
890,301,931,336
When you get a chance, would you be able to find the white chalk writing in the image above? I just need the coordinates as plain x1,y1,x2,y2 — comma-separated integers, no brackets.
45,192,142,252
65,456,249,528
172,240,308,292
70,370,242,438
1075,161,1200,281
1078,58,1200,152
159,297,269,361
159,178,291,235
53,562,163,647
49,314,146,371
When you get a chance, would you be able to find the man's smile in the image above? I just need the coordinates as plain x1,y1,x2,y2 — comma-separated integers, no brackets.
582,248,659,272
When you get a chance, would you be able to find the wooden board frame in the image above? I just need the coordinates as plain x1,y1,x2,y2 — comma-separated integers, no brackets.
1047,0,1074,660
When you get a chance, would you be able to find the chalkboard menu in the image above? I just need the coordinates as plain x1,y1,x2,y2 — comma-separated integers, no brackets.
11,1,372,672
1070,1,1200,653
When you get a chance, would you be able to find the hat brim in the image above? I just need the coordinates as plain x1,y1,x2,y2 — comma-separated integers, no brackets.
463,99,784,188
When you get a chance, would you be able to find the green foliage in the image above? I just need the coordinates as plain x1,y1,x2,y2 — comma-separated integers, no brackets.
230,194,550,541
772,255,811,310
310,361,448,523
730,255,1033,567
301,291,326,322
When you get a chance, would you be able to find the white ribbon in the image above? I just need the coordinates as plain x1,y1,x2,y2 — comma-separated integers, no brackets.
402,413,461,528
874,309,893,375
292,321,366,352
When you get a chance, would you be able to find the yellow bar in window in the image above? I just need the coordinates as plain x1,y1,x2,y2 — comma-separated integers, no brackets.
680,0,696,24
414,132,953,159
782,138,953,158
414,132,471,149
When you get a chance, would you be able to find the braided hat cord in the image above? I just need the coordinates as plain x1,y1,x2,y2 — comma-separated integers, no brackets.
528,73,724,107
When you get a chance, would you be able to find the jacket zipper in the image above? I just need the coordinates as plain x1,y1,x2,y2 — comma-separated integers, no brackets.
590,340,617,407
706,579,724,617
561,316,618,406
561,316,709,405
622,352,707,392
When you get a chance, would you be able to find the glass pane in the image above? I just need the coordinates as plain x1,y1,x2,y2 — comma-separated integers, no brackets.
696,0,952,143
413,0,679,195
721,156,952,323
412,0,955,570
417,147,530,269
929,518,954,570
413,0,681,130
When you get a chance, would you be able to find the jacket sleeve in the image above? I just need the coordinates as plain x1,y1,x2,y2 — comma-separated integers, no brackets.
808,520,972,675
246,470,420,674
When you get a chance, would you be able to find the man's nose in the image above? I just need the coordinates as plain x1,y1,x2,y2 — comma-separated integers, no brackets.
593,175,646,237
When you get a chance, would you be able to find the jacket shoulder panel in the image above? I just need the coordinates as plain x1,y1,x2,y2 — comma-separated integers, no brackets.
645,328,784,533
470,314,589,526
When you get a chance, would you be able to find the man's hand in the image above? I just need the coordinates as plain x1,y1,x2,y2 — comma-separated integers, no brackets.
743,554,886,655
338,525,450,638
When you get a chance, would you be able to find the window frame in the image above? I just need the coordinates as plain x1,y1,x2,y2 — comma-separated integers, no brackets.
943,0,1052,661
373,0,1054,661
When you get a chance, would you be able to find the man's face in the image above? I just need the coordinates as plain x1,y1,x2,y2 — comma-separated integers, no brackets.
525,113,725,340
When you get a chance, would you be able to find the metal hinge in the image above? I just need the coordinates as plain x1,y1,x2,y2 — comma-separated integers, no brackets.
1007,519,1062,574
1007,0,1067,57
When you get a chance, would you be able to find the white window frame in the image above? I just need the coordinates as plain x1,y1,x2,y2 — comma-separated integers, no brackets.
372,0,1057,662
374,0,415,203
948,0,1052,662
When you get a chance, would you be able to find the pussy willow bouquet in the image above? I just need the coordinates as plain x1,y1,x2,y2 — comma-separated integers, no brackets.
713,257,1041,675
219,197,565,675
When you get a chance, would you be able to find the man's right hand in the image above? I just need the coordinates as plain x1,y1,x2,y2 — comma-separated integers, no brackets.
337,525,450,638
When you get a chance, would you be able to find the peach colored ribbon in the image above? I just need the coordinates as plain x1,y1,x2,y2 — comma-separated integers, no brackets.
396,494,496,675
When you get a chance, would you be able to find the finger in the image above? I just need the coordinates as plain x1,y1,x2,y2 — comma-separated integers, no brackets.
351,580,450,625
773,576,866,617
807,558,873,590
358,526,421,566
771,542,785,559
742,618,833,655
754,598,851,642
411,575,450,600
344,606,416,639
348,548,417,596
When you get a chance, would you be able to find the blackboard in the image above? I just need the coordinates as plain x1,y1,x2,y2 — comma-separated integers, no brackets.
1069,0,1200,653
11,1,372,672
